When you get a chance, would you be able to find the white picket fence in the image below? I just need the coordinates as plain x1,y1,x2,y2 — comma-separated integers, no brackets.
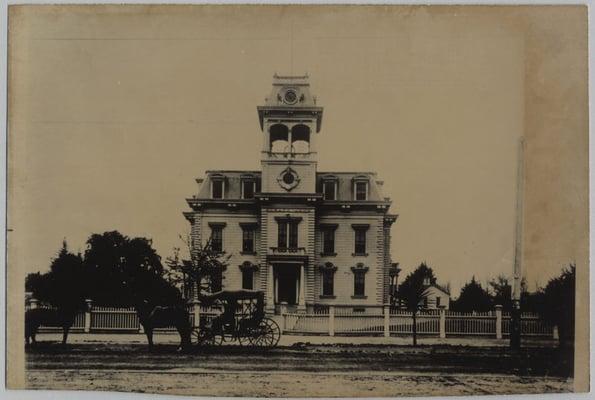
283,306,556,338
26,299,555,339
26,299,220,333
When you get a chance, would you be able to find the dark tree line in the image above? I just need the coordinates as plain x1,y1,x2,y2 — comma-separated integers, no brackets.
397,262,576,349
26,231,183,311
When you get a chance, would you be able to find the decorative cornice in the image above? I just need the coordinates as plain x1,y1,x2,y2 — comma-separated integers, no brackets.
351,224,370,231
239,261,259,272
351,263,369,273
319,262,338,272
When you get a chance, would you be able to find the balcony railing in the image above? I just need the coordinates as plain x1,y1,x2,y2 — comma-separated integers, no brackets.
269,247,307,256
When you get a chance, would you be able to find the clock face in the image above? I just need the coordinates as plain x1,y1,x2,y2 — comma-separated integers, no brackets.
283,89,298,105
277,168,300,191
282,171,295,185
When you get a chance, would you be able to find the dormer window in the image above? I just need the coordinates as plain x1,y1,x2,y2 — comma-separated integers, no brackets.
211,176,225,199
322,176,338,201
353,177,369,201
241,176,255,199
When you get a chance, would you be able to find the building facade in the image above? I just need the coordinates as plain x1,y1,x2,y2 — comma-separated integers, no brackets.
185,74,398,314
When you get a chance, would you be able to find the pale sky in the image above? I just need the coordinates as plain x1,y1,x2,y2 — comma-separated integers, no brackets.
9,5,588,297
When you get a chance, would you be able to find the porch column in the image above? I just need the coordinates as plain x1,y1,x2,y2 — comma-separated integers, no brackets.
265,264,275,314
298,264,306,313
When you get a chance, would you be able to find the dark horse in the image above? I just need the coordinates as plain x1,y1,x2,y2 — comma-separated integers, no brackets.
25,306,81,346
135,301,192,352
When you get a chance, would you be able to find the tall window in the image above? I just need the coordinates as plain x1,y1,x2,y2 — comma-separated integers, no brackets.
289,222,298,248
436,297,441,307
241,224,256,253
352,225,369,255
323,229,334,254
277,218,301,249
242,180,255,199
242,269,253,290
239,261,257,290
355,181,368,201
323,180,337,200
354,270,365,296
322,269,334,296
320,263,337,297
351,264,368,298
320,224,337,255
277,221,287,248
209,223,225,252
212,179,224,199
211,268,223,292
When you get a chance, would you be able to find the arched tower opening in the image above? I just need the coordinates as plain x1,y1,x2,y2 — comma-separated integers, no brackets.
291,124,311,153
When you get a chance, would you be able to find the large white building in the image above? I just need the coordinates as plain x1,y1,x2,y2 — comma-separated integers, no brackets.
185,74,398,314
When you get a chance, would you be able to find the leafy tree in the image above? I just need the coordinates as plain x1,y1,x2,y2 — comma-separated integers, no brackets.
452,276,492,312
84,231,181,307
166,237,230,301
535,264,575,349
398,262,436,346
26,241,87,313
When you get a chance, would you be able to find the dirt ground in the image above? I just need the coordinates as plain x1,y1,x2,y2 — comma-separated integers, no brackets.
26,341,573,397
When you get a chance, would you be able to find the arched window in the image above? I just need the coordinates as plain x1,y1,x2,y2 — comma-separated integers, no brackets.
291,124,310,153
270,124,289,153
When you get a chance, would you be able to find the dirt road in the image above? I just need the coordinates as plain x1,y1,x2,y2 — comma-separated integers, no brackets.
26,343,573,396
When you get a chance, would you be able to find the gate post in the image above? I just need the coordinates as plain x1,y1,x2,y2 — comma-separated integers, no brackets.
191,300,201,329
84,299,93,333
329,305,335,336
383,305,390,337
439,306,446,339
495,305,502,339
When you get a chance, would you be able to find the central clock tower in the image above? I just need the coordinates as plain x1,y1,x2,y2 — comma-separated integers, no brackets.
257,74,323,194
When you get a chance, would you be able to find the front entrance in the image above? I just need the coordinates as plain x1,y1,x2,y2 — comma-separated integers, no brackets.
274,264,300,306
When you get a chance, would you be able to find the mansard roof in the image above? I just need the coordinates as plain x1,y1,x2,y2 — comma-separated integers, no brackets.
191,170,390,203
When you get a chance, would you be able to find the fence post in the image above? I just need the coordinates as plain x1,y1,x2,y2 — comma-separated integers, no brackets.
329,305,335,336
439,306,446,339
30,298,38,310
84,299,93,333
553,325,559,340
495,305,502,339
383,305,390,337
191,300,201,329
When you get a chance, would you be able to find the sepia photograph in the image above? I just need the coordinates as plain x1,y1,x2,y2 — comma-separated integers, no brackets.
6,4,589,397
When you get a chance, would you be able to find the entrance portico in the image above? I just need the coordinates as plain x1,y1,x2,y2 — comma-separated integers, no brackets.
265,260,307,314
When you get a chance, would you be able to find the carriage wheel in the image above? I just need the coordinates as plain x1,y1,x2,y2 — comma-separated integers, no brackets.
238,333,252,346
192,328,223,346
251,318,281,348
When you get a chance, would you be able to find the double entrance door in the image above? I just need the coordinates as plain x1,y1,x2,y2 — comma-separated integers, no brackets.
274,264,300,305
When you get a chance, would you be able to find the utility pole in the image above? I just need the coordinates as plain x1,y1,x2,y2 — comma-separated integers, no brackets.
510,137,525,350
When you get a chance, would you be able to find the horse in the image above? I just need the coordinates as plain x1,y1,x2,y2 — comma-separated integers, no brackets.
25,306,81,347
135,301,192,352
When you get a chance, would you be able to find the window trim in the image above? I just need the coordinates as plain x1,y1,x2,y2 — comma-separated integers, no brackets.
351,224,369,256
241,178,256,199
319,262,337,297
208,222,226,252
275,216,302,250
239,223,258,254
211,177,225,199
320,223,338,256
322,180,338,201
352,175,369,201
351,263,369,298
239,261,259,290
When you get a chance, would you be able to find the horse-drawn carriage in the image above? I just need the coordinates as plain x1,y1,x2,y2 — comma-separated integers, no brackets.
193,289,281,348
